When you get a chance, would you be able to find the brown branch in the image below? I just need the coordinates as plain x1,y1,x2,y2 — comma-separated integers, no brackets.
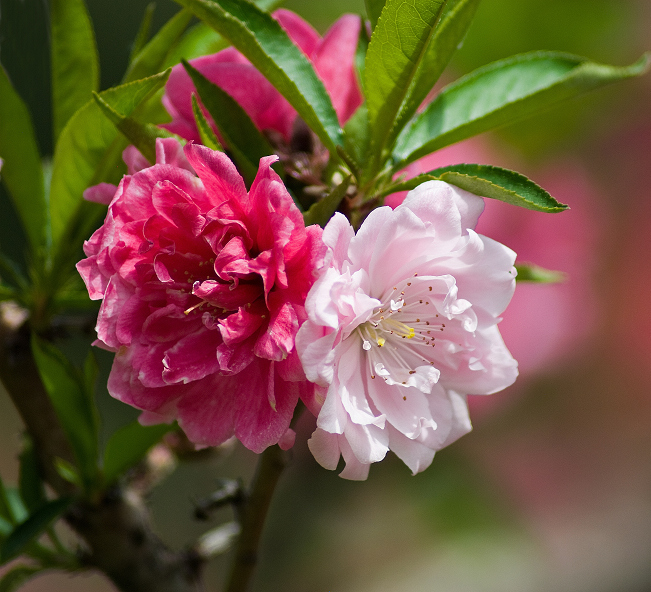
0,308,206,591
224,444,288,592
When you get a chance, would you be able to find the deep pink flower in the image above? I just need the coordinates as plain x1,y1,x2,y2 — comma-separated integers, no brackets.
77,138,324,452
296,181,518,479
162,10,362,143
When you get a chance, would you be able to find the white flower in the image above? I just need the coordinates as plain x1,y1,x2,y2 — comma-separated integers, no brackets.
296,181,518,479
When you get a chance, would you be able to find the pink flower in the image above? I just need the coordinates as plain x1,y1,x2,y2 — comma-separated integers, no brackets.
162,9,362,144
77,138,324,452
296,181,518,479
387,140,601,382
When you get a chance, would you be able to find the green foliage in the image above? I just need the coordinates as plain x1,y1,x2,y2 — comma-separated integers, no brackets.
50,0,100,142
0,566,41,592
388,0,481,148
0,497,72,563
385,163,568,212
18,441,46,514
49,70,170,253
93,91,174,165
164,0,285,67
174,0,343,153
124,9,194,83
130,3,157,63
191,94,223,151
364,0,446,175
0,66,47,251
393,51,651,168
364,0,386,30
31,337,99,491
515,263,566,283
183,59,274,184
303,175,352,228
102,422,174,486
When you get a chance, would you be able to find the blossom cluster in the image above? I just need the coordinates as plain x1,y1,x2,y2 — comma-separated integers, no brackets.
77,11,519,479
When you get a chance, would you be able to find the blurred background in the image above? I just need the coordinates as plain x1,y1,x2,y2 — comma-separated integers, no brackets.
1,0,650,590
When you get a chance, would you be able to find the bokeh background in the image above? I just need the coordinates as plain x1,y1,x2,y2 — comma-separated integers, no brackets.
1,0,650,590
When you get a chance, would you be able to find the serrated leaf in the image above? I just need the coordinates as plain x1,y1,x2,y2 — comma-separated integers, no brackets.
191,94,222,151
384,163,568,212
163,0,283,67
365,0,386,30
31,336,98,489
515,263,566,283
183,59,273,184
303,175,352,228
0,497,72,563
388,0,481,148
103,422,173,486
394,52,651,167
130,3,156,63
50,0,99,142
0,65,47,250
174,0,343,153
19,442,46,514
364,0,446,175
49,70,171,250
93,91,174,165
124,9,193,83
0,565,41,592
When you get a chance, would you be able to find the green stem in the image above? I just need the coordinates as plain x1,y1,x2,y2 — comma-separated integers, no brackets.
224,444,288,592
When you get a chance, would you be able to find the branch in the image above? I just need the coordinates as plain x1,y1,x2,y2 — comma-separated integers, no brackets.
225,444,288,592
0,306,206,591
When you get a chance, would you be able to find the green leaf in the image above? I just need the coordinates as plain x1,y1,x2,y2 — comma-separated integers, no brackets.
0,476,14,524
303,175,352,228
383,164,568,212
124,9,193,83
515,263,566,284
31,336,98,489
393,52,651,167
50,0,100,142
388,0,481,148
19,441,46,514
343,104,369,173
93,91,174,165
49,70,171,250
0,516,11,539
174,0,343,153
0,497,72,563
364,0,446,174
53,458,82,488
0,65,47,250
365,0,386,30
130,3,156,63
191,94,222,151
183,59,273,184
0,566,41,592
103,422,173,486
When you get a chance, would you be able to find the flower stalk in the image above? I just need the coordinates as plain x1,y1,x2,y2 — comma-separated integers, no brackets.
225,444,288,592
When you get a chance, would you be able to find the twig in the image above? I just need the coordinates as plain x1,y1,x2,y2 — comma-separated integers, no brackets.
224,445,288,592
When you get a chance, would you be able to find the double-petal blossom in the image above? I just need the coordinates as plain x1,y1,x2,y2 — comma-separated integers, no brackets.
77,138,324,452
296,181,518,479
162,9,362,143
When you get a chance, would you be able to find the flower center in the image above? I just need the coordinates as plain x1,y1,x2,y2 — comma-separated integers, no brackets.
355,279,450,391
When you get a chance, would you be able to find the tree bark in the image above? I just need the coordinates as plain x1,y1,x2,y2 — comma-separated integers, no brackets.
0,308,205,592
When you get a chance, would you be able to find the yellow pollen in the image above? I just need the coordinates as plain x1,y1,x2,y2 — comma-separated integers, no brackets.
377,337,386,347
